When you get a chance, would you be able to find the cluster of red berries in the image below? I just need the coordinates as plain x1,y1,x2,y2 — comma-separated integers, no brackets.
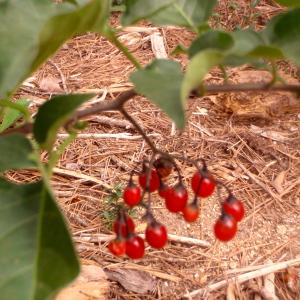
108,210,167,259
108,156,245,258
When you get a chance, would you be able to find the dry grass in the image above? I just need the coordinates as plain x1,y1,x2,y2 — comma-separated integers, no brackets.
11,0,300,299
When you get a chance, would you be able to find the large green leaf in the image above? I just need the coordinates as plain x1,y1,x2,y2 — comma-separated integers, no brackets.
130,59,185,128
189,30,234,58
0,99,29,133
181,50,223,101
122,0,173,25
275,0,300,7
0,179,79,300
149,0,217,30
0,0,109,98
0,134,36,172
122,0,217,30
33,94,93,150
265,8,300,65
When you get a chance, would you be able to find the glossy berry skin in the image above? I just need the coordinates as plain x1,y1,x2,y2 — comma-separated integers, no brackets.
126,235,145,259
123,183,141,207
108,239,126,256
183,203,199,222
158,183,172,199
154,157,173,178
165,184,188,213
139,170,160,192
113,215,135,237
222,195,245,222
214,214,237,242
191,171,216,198
145,223,168,249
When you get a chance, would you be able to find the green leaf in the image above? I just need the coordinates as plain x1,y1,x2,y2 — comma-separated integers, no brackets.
248,45,284,60
122,0,172,26
0,179,79,300
0,134,36,172
149,0,217,30
122,0,217,30
0,99,29,133
229,30,265,56
33,94,93,150
265,8,300,65
189,30,234,58
275,0,300,7
0,0,109,98
130,59,185,129
181,50,223,101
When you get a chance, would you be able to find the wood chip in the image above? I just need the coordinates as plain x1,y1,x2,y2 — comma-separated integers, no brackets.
104,268,156,294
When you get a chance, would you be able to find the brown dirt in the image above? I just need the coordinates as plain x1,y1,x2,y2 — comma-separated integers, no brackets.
12,1,300,299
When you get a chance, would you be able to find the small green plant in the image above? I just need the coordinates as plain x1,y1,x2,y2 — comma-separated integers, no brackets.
100,183,137,230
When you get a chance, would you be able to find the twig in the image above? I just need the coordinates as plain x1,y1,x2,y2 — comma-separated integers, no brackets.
52,167,112,189
86,115,133,129
74,233,211,248
57,133,160,140
183,257,300,298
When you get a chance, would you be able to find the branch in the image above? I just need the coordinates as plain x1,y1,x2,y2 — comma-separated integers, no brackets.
2,81,300,137
204,82,300,94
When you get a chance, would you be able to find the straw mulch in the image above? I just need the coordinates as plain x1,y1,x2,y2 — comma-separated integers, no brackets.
11,1,300,299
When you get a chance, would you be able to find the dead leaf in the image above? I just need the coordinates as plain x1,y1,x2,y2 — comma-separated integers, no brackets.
56,265,109,300
104,268,156,294
39,76,63,93
272,171,286,194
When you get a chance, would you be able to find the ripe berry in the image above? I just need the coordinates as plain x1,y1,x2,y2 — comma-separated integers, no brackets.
158,182,172,199
165,184,188,213
126,235,145,259
113,215,135,237
123,182,141,207
145,222,168,249
183,203,199,222
191,170,216,198
139,169,160,192
222,195,245,222
154,157,173,178
214,213,237,242
108,239,126,256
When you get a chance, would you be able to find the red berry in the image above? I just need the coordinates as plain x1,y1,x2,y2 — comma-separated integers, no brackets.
145,223,168,249
154,157,173,178
214,214,237,242
158,182,172,199
183,203,199,222
191,171,216,197
123,183,141,207
126,235,145,259
113,215,135,237
108,239,126,256
139,170,160,192
222,195,245,222
165,184,188,213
